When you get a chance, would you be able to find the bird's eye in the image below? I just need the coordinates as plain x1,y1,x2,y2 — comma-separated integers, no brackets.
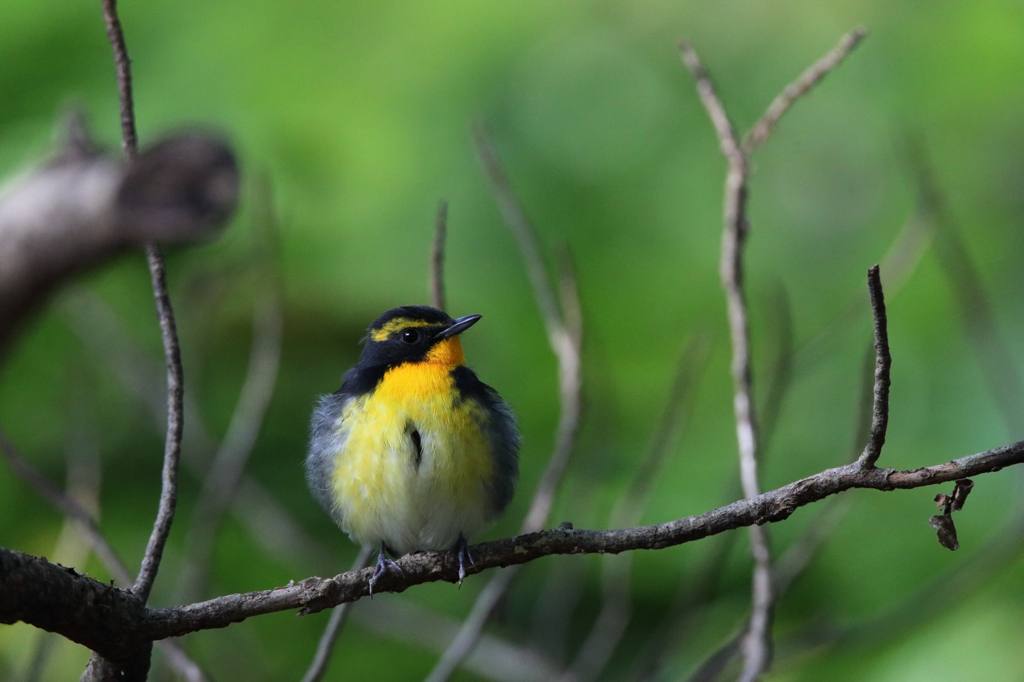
401,329,420,344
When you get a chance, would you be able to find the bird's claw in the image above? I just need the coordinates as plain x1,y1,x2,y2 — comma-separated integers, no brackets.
447,535,474,588
368,547,403,597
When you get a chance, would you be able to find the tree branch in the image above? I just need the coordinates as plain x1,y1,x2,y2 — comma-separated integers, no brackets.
300,547,373,682
4,440,1022,654
424,126,585,682
680,29,866,679
680,38,770,682
0,427,210,681
858,265,891,469
1,548,152,681
100,0,186,610
743,27,868,154
0,123,239,356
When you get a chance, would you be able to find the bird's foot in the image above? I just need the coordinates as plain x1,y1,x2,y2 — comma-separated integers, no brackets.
447,535,474,588
368,545,403,597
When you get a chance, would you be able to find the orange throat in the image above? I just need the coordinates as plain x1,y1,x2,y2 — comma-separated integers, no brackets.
376,337,465,400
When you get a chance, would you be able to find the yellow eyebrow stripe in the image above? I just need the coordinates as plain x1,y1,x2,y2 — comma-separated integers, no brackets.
370,318,439,342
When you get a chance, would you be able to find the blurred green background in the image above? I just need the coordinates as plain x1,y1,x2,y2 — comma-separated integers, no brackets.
2,1,1024,680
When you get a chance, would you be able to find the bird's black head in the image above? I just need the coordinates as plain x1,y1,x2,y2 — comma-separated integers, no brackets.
357,305,482,369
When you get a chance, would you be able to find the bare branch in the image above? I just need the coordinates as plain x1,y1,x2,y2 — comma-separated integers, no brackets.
678,41,743,166
743,27,868,154
560,336,709,682
431,200,448,311
1,549,152,681
100,0,187,609
132,241,185,605
178,178,284,603
301,547,373,682
857,265,891,469
427,127,587,682
101,0,137,157
681,37,771,681
0,127,239,355
4,439,1022,650
679,30,868,679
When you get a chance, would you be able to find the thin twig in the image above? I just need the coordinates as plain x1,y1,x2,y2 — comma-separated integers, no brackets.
431,200,448,311
857,265,891,469
355,597,559,681
133,241,185,604
680,30,866,679
560,336,709,682
425,126,585,682
678,42,743,166
743,27,868,154
680,39,771,682
301,546,373,682
178,178,284,604
100,0,137,157
101,0,186,606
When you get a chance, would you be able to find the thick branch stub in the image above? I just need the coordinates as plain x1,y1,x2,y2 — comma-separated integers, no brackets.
0,548,150,679
0,129,239,355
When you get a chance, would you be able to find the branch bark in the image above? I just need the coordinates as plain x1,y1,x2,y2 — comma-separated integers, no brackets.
424,125,585,682
680,28,866,679
6,439,1021,655
0,124,238,356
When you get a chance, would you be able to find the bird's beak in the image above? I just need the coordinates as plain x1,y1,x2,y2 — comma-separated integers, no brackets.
436,314,482,340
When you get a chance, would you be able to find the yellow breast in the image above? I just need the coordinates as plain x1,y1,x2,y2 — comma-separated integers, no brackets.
328,338,496,554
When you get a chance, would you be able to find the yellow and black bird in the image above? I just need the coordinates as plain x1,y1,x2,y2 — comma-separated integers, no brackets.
306,306,519,590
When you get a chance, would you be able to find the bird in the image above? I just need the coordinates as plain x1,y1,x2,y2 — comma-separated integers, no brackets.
306,305,519,592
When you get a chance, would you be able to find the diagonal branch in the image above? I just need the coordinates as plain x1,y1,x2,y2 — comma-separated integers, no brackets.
743,27,868,154
6,438,1023,652
177,177,284,604
680,28,867,681
300,546,374,682
424,125,584,682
